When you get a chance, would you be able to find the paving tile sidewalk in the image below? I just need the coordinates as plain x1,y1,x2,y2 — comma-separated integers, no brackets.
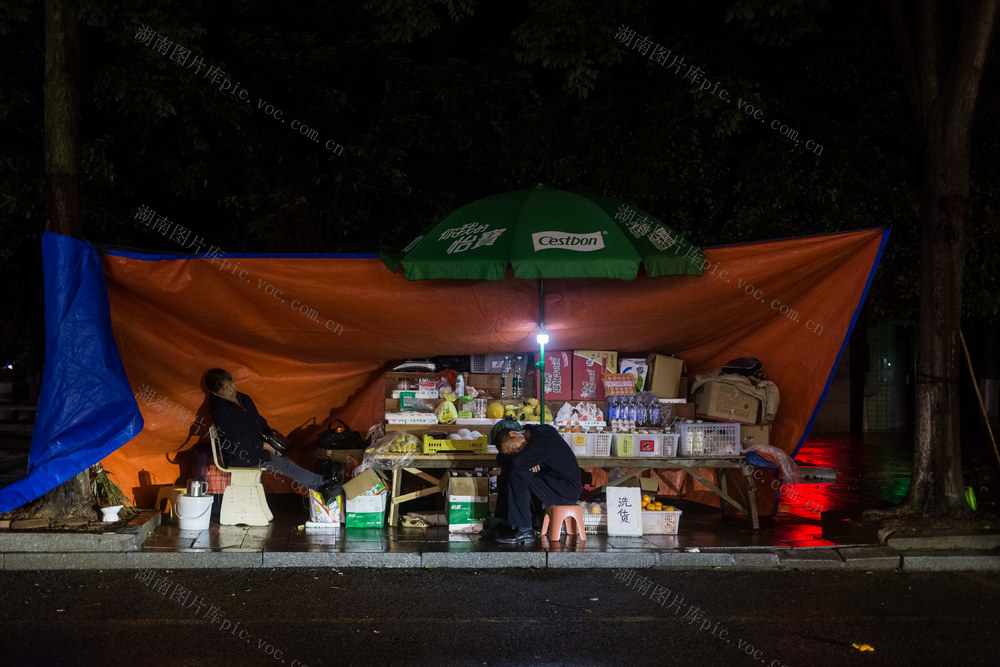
2,498,998,572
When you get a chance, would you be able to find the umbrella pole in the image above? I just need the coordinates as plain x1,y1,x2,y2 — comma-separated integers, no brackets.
538,279,546,426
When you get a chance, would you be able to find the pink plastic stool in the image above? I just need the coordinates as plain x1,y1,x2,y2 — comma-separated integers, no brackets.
541,505,587,542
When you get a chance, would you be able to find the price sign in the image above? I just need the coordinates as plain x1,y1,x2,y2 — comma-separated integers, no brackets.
606,486,643,536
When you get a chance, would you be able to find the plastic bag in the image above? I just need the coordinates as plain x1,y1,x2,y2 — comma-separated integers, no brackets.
606,468,627,484
745,443,800,484
366,431,420,471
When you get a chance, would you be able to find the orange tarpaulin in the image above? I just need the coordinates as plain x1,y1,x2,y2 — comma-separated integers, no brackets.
101,228,888,512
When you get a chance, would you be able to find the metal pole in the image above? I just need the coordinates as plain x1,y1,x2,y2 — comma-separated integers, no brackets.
538,279,546,426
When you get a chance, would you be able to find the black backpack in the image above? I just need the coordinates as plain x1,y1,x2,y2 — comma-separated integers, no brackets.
721,357,768,381
315,418,368,450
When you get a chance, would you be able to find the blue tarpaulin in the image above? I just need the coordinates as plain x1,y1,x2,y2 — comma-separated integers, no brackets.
0,232,142,513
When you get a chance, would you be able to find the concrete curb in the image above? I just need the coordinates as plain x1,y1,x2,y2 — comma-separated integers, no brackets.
0,510,161,554
900,549,1000,571
4,547,1000,571
887,534,1000,551
839,546,901,570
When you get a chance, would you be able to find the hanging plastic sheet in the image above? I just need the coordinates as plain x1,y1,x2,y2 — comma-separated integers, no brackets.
0,232,142,512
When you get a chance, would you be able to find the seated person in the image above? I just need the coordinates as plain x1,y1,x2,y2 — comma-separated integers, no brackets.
487,418,583,544
206,368,339,504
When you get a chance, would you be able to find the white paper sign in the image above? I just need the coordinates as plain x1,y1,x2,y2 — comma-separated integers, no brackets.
606,486,643,536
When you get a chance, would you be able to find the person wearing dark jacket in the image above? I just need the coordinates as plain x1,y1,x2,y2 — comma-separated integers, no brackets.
206,368,339,503
488,418,583,544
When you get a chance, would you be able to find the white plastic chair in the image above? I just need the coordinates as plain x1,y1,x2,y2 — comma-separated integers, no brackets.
209,425,273,526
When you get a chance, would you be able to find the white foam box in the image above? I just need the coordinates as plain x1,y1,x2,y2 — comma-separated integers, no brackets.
642,509,682,535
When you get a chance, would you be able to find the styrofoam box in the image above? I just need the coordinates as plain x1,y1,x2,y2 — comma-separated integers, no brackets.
642,509,682,534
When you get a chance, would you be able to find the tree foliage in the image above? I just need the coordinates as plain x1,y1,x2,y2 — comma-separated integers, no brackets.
0,0,997,378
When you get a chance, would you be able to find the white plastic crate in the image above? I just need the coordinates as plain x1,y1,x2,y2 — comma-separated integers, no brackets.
677,421,741,456
659,433,679,457
612,432,640,457
635,433,666,457
583,513,607,534
561,431,590,456
588,432,612,457
642,509,682,534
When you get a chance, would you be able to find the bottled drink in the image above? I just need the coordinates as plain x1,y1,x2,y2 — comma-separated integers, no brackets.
513,356,524,399
500,356,512,399
455,372,465,398
635,399,649,426
650,400,660,427
626,396,637,429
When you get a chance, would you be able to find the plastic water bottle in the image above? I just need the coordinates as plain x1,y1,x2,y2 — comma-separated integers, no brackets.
500,356,511,399
513,356,524,399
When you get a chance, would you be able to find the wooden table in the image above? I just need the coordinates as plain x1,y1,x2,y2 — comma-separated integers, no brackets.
375,453,759,530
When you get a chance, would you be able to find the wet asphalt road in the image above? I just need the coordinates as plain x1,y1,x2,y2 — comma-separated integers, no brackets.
0,568,998,666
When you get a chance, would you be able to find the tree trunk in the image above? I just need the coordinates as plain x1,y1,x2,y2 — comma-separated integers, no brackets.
44,0,81,237
8,0,96,521
888,0,999,516
907,132,969,515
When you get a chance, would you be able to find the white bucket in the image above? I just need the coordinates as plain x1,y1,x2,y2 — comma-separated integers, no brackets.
176,494,213,531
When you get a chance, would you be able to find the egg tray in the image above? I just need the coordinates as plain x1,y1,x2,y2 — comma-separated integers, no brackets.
422,434,489,454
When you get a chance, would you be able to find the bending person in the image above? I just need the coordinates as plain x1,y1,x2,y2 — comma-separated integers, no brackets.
488,418,583,544
205,368,339,504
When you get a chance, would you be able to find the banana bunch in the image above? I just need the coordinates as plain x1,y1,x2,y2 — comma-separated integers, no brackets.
383,432,420,453
503,398,553,422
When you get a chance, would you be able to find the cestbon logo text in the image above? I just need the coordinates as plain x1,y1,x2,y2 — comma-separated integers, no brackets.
532,231,605,252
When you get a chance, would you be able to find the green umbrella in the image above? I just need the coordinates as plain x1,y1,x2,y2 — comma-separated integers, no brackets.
382,185,704,281
381,185,704,424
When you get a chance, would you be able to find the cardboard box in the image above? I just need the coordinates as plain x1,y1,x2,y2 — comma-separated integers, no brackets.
345,493,387,528
615,477,660,492
619,358,648,393
693,382,760,425
740,424,771,446
447,475,491,531
645,354,686,398
543,350,573,400
343,467,387,500
573,350,618,400
659,401,696,421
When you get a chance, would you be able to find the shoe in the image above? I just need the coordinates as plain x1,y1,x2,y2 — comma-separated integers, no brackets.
478,516,506,537
400,515,429,528
317,481,343,506
495,527,536,544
